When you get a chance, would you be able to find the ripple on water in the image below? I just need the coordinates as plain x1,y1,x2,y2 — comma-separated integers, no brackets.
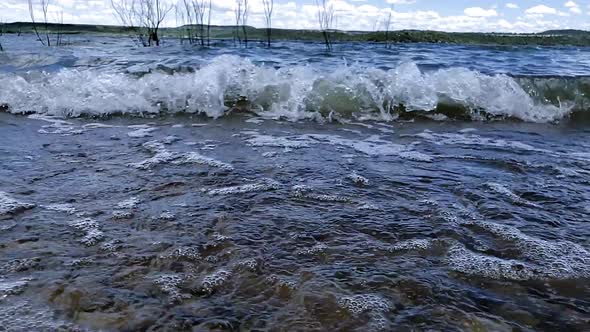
1,258,40,273
243,131,433,161
485,182,541,208
206,179,280,196
0,192,35,217
130,140,233,170
0,278,30,298
443,214,590,281
0,300,75,331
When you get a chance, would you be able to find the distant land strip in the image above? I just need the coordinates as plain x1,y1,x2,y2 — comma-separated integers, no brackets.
2,22,590,46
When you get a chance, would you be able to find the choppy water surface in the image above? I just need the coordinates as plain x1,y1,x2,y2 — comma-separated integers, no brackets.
1,35,590,331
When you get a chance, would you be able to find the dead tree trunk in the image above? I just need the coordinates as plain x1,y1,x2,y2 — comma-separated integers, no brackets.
262,0,273,48
234,0,242,47
316,0,334,52
384,6,393,49
242,0,248,48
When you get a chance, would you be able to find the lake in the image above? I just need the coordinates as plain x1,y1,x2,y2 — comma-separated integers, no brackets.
0,34,589,331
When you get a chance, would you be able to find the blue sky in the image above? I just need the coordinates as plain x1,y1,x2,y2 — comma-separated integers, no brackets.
1,0,589,32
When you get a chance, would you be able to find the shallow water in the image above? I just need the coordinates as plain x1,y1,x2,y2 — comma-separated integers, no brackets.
1,36,590,331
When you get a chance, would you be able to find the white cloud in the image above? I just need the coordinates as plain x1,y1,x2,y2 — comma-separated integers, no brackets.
525,5,558,15
505,3,519,9
464,7,498,18
386,0,416,4
564,1,582,14
0,0,586,34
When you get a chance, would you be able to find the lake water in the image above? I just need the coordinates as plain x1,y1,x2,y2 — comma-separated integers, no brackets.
0,34,589,331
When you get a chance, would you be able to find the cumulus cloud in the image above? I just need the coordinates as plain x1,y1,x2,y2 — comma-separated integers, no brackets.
564,1,582,14
525,5,558,15
464,7,498,18
0,0,583,33
505,3,519,9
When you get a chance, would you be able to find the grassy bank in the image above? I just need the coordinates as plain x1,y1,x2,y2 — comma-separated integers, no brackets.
2,22,590,47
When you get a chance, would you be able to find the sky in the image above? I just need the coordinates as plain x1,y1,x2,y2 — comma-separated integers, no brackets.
1,0,589,33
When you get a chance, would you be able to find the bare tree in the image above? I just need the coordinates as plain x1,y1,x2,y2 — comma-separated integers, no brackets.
234,0,242,47
40,0,51,46
138,0,173,46
384,5,393,49
241,0,248,47
193,0,210,46
206,0,211,47
111,0,145,45
262,0,273,48
0,19,4,52
28,0,47,46
315,0,334,52
174,3,186,43
55,11,64,46
110,0,172,47
176,0,211,47
179,0,193,43
28,0,64,46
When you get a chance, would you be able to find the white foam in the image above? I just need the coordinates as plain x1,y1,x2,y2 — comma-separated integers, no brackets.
244,132,313,149
200,269,231,293
158,211,176,220
0,278,30,298
448,243,538,281
41,203,76,214
338,294,391,315
127,127,157,138
68,218,104,246
347,172,370,186
159,247,201,261
446,216,590,280
0,192,35,216
206,179,280,196
116,197,140,209
82,123,116,129
485,182,541,208
235,258,259,271
388,239,433,252
1,56,570,122
28,114,83,135
130,140,233,171
297,243,328,256
416,130,548,153
1,258,40,272
338,294,391,330
154,274,186,302
173,152,234,171
243,132,432,161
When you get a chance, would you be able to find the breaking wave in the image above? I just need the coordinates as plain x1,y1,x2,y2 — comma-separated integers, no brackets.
0,55,587,123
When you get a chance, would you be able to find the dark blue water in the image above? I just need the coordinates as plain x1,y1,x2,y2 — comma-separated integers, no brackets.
0,34,589,331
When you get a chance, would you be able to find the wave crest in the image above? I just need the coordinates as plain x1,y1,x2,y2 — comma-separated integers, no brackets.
0,55,581,123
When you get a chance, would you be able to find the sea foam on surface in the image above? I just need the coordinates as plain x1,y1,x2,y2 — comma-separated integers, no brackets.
0,192,35,216
0,55,573,123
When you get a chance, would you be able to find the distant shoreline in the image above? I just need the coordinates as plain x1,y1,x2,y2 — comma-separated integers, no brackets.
2,22,590,47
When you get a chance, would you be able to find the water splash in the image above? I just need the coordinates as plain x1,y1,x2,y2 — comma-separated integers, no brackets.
0,55,577,123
